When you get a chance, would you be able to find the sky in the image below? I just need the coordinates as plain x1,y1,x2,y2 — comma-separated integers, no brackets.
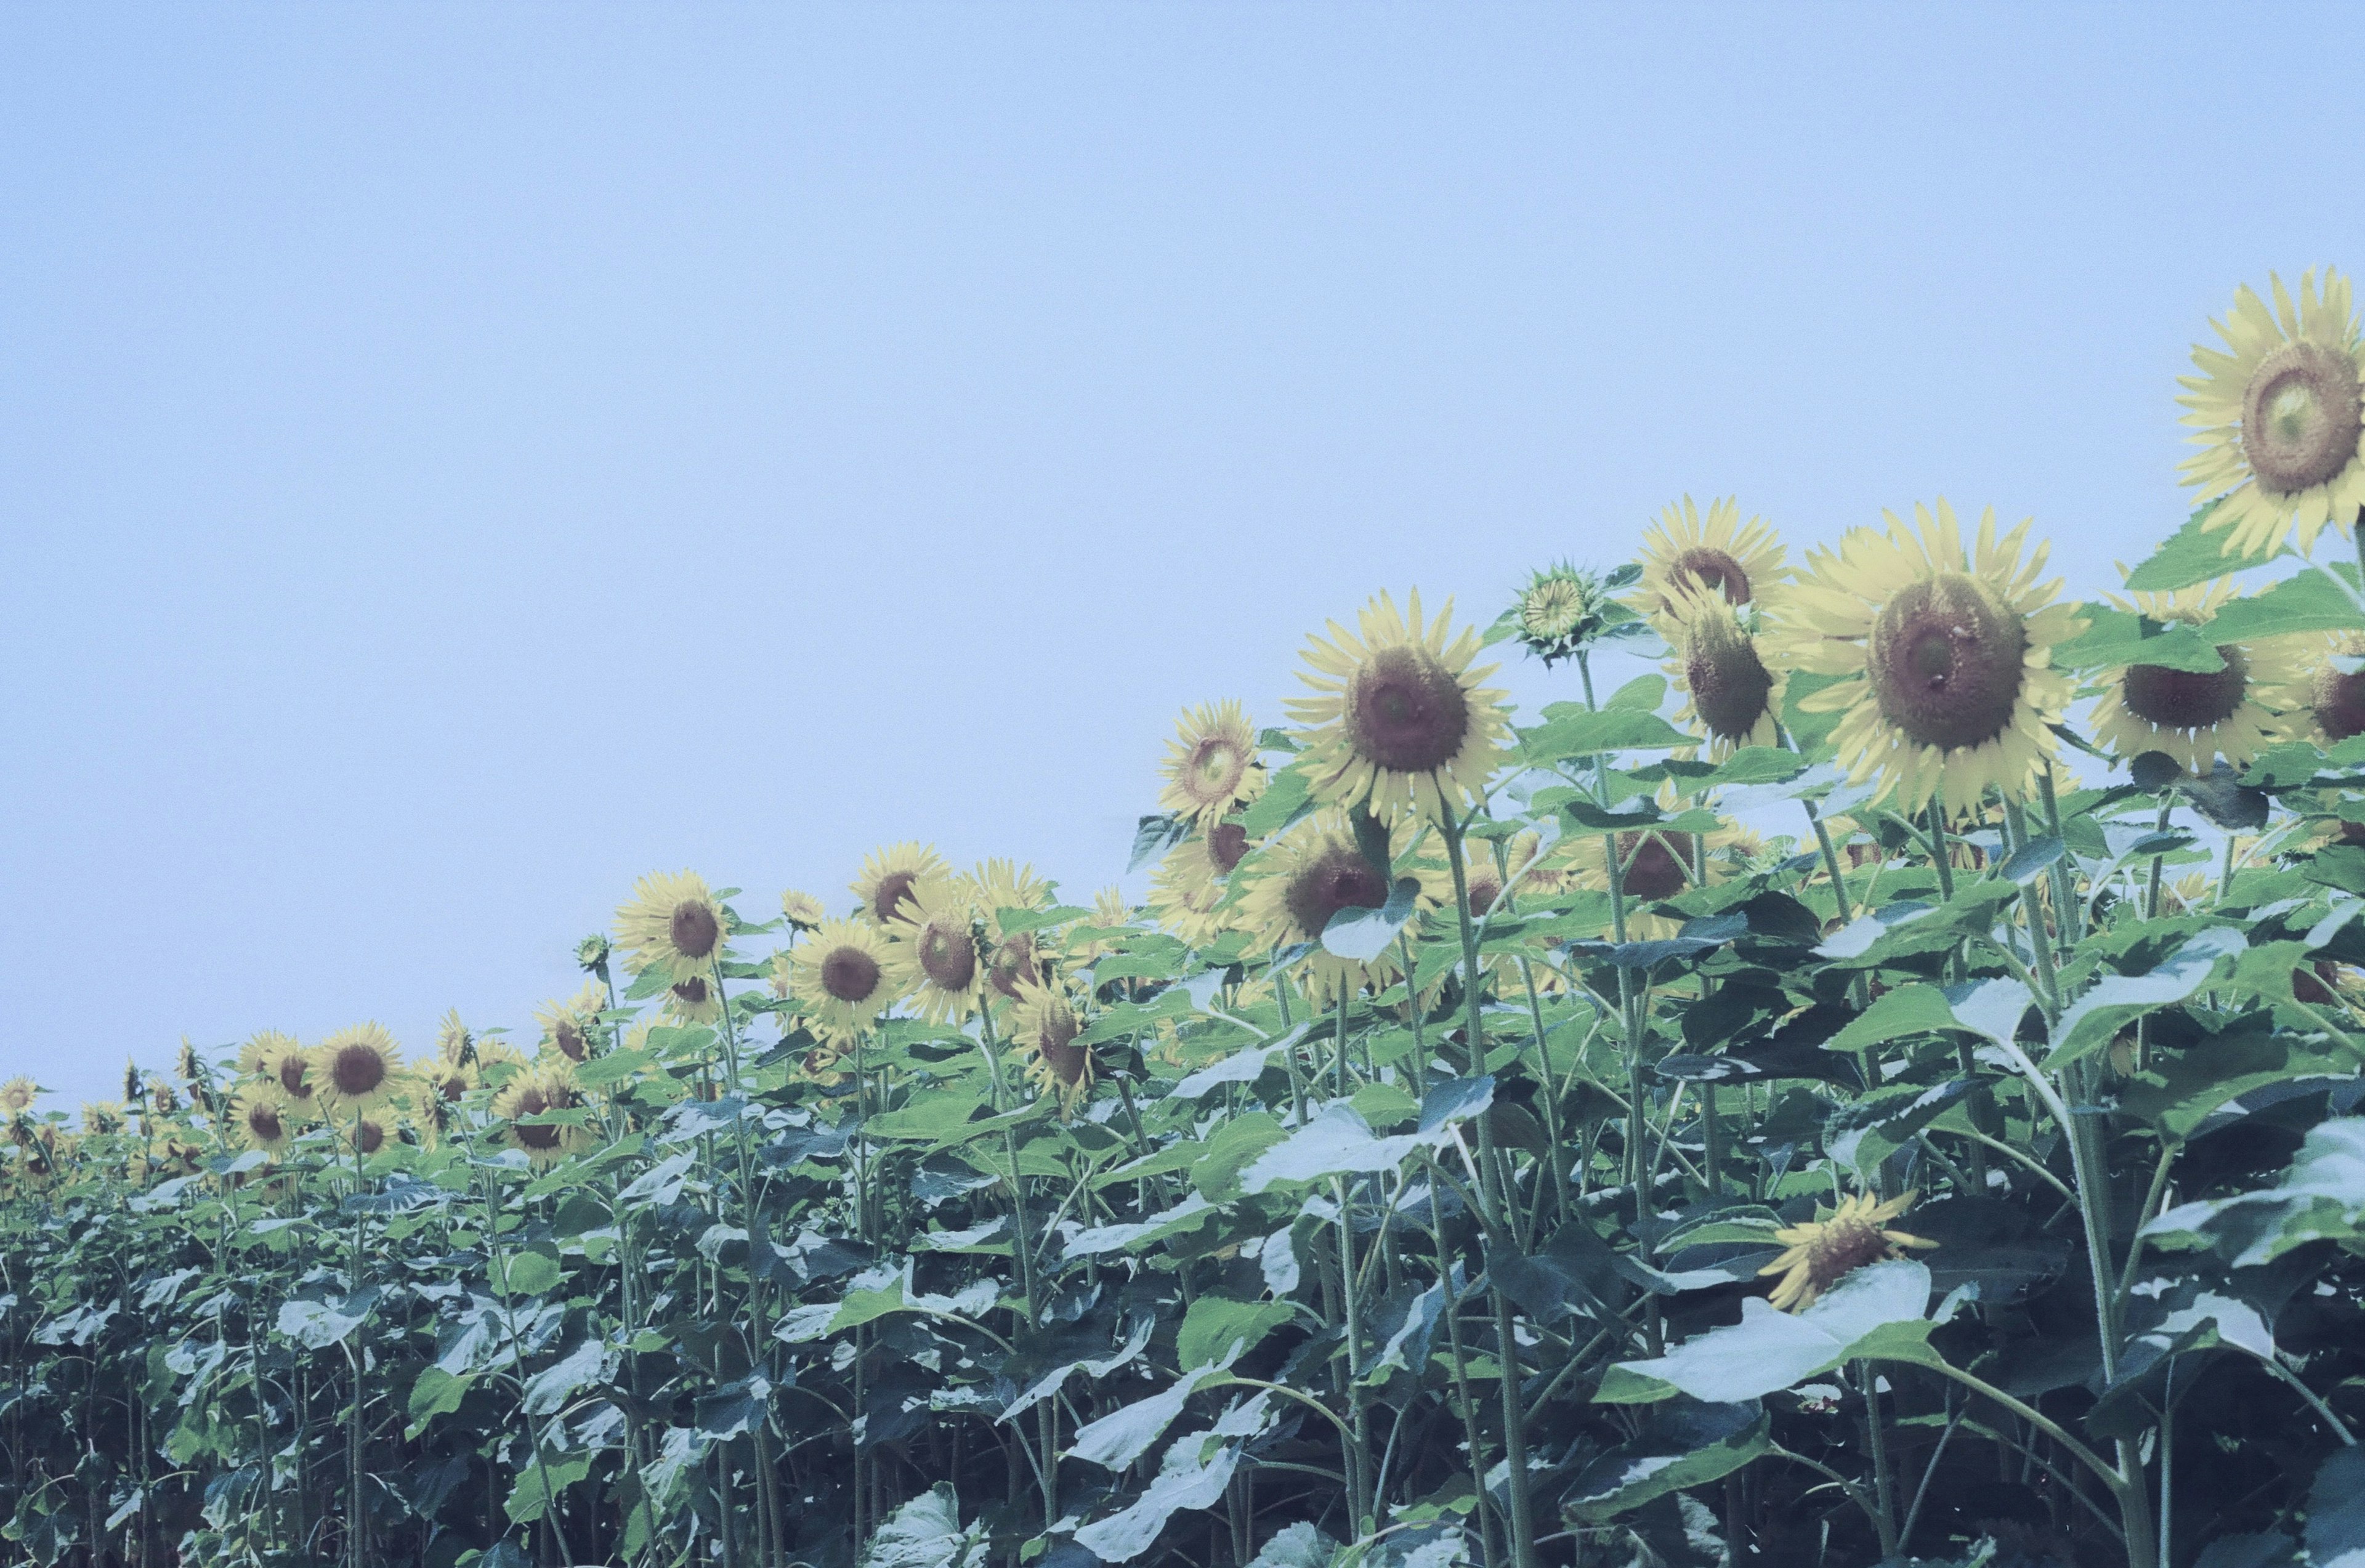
6,5,2365,1109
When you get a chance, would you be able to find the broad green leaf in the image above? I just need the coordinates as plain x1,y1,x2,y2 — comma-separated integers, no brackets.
1822,987,1963,1054
405,1367,471,1437
1521,708,1693,762
1320,876,1425,962
521,1340,607,1417
501,1248,562,1298
2044,925,2246,1067
2122,498,2236,591
1240,764,1316,839
1192,1112,1288,1201
503,1446,592,1524
859,1484,992,1568
1074,1426,1242,1564
1596,1260,1933,1404
1176,1295,1294,1370
1239,1104,1446,1193
1606,674,1667,711
2051,607,2228,674
1563,1399,1770,1521
1069,1366,1222,1469
2205,570,2365,642
2143,1117,2365,1266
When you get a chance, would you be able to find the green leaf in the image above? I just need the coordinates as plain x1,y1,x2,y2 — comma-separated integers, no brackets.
501,1247,562,1298
865,1096,990,1142
1704,748,1809,789
1240,764,1315,839
521,1340,607,1416
1069,1366,1222,1469
2122,498,2239,591
1606,674,1667,712
503,1447,592,1525
1176,1295,1295,1371
1519,708,1693,762
859,1484,992,1568
405,1367,471,1438
572,1048,655,1088
1596,1260,1933,1404
2044,925,2246,1068
1191,1112,1288,1201
1320,877,1424,962
2205,570,2365,642
1822,987,1965,1055
1563,1399,1771,1521
2143,1117,2365,1266
2052,608,2228,674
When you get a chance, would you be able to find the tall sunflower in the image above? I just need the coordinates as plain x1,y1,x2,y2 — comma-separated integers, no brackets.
615,870,729,982
782,889,828,932
2180,269,2365,559
787,918,900,1043
2090,580,2310,771
1567,792,1759,939
1759,1190,1937,1312
247,1035,320,1121
1147,838,1236,948
228,1088,294,1156
536,982,606,1064
1158,700,1267,826
310,1024,403,1120
1007,980,1096,1112
1634,496,1788,632
1288,590,1512,822
0,1077,37,1115
1773,501,2082,814
661,972,723,1026
434,1009,473,1066
1242,812,1445,1005
886,879,987,1025
1510,562,1612,666
1665,588,1785,756
491,1066,596,1168
852,843,950,927
417,1057,476,1105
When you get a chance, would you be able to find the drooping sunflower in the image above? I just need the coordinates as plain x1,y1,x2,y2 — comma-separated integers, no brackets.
970,858,1058,995
1157,700,1267,826
228,1088,294,1155
1288,590,1513,822
886,879,987,1025
2090,580,2310,772
2180,269,2365,559
782,889,828,932
491,1065,596,1168
984,924,1051,1004
1759,1190,1938,1312
310,1024,404,1120
1666,588,1785,756
1242,812,1447,1005
434,1008,472,1066
852,843,950,927
2306,634,2365,743
787,918,900,1043
661,972,723,1026
536,982,606,1065
1147,838,1237,948
1634,496,1788,632
615,870,730,982
0,1076,36,1114
1007,980,1096,1111
1773,501,2082,814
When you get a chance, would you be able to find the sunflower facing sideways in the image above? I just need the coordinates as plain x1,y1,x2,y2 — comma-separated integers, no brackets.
491,1065,595,1168
886,879,987,1025
2306,634,2365,743
787,917,900,1043
852,842,950,928
1288,589,1513,823
1157,700,1266,827
1760,1190,1937,1312
782,888,828,932
309,1024,403,1121
2089,579,2310,772
1147,837,1236,948
1774,501,2082,814
228,1088,294,1157
2180,269,2365,560
1665,586,1785,756
1242,812,1445,1004
535,982,606,1064
1007,980,1095,1112
1633,496,1789,632
615,870,729,983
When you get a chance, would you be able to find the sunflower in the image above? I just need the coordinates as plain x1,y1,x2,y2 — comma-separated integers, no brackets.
886,879,987,1025
1759,1190,1938,1312
473,1038,527,1082
1008,980,1095,1111
1148,838,1237,948
852,843,950,927
1773,501,2082,814
1091,886,1133,929
1667,589,1785,756
782,889,828,932
1288,590,1513,822
491,1065,596,1168
1634,496,1788,633
2180,269,2365,559
1510,562,1612,666
228,1088,294,1155
968,858,1052,931
661,972,723,1026
81,1101,124,1136
310,1024,404,1120
339,1111,395,1158
1158,700,1267,826
2306,634,2365,742
2090,580,2310,772
0,1077,36,1115
1567,794,1757,939
246,1035,320,1119
1242,812,1447,1005
417,1057,476,1105
985,925,1051,1003
536,982,606,1065
615,870,729,982
787,918,900,1043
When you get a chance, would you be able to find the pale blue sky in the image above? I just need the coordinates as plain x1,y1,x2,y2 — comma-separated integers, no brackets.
6,6,2362,1107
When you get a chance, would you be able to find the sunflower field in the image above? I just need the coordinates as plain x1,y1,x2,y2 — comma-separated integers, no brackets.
14,272,2365,1568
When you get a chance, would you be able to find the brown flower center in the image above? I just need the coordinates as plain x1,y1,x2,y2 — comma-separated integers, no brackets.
988,932,1039,1000
511,1088,560,1150
670,900,721,961
822,946,882,1004
1615,833,1696,902
917,920,978,990
554,1019,589,1062
871,871,920,924
1186,738,1247,802
1283,843,1391,941
1669,546,1752,606
278,1057,314,1101
1683,615,1776,741
1867,573,2028,752
356,1120,385,1155
2242,339,2364,496
671,977,708,1007
1465,870,1503,918
1805,1217,1896,1293
246,1103,283,1142
2120,645,2248,731
1345,645,1471,772
1034,1008,1088,1086
1206,822,1250,876
328,1044,387,1099
2316,663,2365,741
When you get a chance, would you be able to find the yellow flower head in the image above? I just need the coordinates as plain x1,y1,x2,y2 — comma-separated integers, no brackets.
661,971,723,1026
0,1076,37,1115
2091,578,2310,772
782,889,828,932
536,982,606,1065
1634,496,1788,633
786,918,900,1043
81,1101,124,1136
491,1065,596,1168
1242,812,1446,1006
1149,837,1237,949
615,870,729,982
2306,633,2365,745
1666,588,1785,757
852,842,950,928
310,1024,404,1120
1158,700,1267,826
1760,1190,1938,1312
1008,980,1095,1112
1772,501,2082,814
2180,269,2365,559
1288,590,1512,823
229,1087,294,1155
1091,886,1132,929
887,879,988,1025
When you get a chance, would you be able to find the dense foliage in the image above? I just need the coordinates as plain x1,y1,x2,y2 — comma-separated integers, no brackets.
13,272,2365,1568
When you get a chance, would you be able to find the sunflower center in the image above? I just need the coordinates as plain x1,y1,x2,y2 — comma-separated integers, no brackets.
2315,663,2365,741
1670,546,1752,606
554,1020,588,1062
918,921,978,990
671,977,708,1007
1346,645,1471,773
1806,1218,1894,1291
1035,1009,1088,1085
988,932,1038,1000
1867,573,2029,752
2120,645,2249,730
871,871,920,924
512,1089,560,1149
1465,870,1503,918
278,1058,313,1100
670,900,721,961
248,1104,283,1142
1188,738,1247,801
2242,340,2364,495
1683,616,1776,740
1283,844,1391,940
1207,822,1250,876
436,1072,467,1102
822,947,882,1003
1521,580,1585,640
1615,833,1696,902
329,1044,387,1098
